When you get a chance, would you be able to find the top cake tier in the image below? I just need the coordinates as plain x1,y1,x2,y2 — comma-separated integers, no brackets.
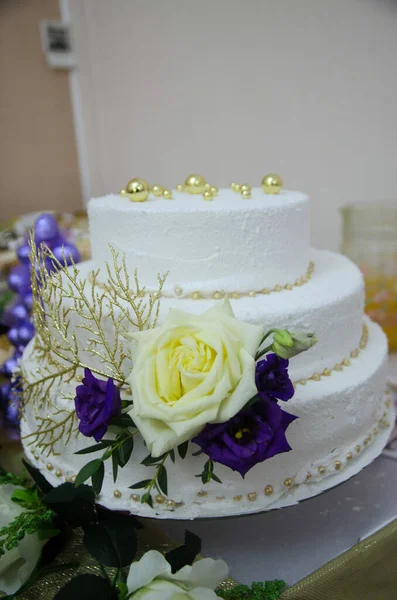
88,188,309,296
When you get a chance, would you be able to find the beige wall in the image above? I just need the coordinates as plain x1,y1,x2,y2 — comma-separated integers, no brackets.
67,0,397,251
0,0,82,222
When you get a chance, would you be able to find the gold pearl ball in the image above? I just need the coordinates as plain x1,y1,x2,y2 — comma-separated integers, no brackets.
55,469,62,478
123,178,150,202
203,189,213,201
210,186,219,196
166,499,176,508
184,174,206,194
130,494,140,502
230,182,240,191
335,461,342,471
283,477,293,488
248,291,256,298
241,189,251,199
264,485,274,496
163,189,173,200
113,489,122,498
155,494,165,504
192,291,201,300
240,184,251,194
174,286,183,297
356,445,361,453
204,183,212,191
70,475,76,483
247,492,257,501
318,466,326,475
46,463,54,472
213,291,223,300
261,173,283,194
233,495,242,501
346,452,353,460
176,184,184,192
151,184,163,197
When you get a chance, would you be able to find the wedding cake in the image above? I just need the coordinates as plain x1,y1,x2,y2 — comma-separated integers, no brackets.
20,175,394,520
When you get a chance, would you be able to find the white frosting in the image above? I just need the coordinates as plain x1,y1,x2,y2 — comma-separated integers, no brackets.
21,319,392,519
88,189,309,295
43,249,365,382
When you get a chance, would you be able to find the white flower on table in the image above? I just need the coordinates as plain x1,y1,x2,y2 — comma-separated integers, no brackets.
0,484,45,596
128,299,263,457
126,549,228,599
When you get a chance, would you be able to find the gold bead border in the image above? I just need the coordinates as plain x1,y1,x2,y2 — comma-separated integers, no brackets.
89,261,315,300
31,394,392,511
294,322,369,387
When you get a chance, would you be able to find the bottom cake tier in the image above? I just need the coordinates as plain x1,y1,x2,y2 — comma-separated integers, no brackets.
21,318,394,519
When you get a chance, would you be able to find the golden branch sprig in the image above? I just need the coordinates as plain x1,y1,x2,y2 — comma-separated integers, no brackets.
21,234,166,455
24,403,76,457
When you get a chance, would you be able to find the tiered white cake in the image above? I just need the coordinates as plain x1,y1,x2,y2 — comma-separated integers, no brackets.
21,187,394,519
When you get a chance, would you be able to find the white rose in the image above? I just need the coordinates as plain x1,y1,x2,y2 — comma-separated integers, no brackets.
0,484,45,596
126,549,228,600
128,299,263,457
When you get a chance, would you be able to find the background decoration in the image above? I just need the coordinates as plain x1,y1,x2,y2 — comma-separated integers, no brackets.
0,214,81,430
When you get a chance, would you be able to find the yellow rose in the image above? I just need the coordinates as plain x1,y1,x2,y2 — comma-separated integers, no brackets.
127,299,263,457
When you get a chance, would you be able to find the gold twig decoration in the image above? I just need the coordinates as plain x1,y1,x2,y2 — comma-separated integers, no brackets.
20,234,166,456
23,404,77,457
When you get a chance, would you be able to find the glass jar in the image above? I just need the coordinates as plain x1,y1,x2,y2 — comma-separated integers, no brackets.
341,201,397,352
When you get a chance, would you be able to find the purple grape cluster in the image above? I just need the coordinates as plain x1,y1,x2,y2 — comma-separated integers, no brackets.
0,213,81,428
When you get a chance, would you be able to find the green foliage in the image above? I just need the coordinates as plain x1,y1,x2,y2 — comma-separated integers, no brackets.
74,429,137,495
129,451,172,506
195,459,222,485
216,580,286,600
0,508,53,557
0,466,29,488
165,530,201,573
83,513,138,568
43,482,96,528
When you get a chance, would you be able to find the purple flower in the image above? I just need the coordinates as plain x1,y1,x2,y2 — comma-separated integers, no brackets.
193,398,298,477
74,368,121,442
255,353,294,402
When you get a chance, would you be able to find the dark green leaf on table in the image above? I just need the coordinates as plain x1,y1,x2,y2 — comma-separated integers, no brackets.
43,482,96,527
53,574,118,600
22,459,53,494
83,516,137,567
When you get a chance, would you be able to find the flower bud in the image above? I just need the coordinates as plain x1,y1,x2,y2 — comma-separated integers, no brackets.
272,330,317,359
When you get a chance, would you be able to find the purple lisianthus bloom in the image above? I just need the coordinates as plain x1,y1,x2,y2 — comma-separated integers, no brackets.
255,352,294,402
193,398,298,477
74,368,121,442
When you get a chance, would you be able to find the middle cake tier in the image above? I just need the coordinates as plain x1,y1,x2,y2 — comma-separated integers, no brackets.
50,248,364,382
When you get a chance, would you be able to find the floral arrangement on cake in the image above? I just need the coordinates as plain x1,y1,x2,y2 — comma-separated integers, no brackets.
20,237,316,508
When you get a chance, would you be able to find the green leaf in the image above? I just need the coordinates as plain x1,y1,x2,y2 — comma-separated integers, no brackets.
22,459,53,494
129,479,151,490
211,473,222,484
75,459,103,487
169,449,175,463
109,414,135,428
141,453,163,466
244,394,260,410
177,441,189,459
83,513,137,568
118,435,134,467
112,451,118,483
157,465,168,496
192,449,203,457
140,490,153,507
11,487,41,509
91,462,105,495
37,528,61,541
43,483,96,528
53,574,118,600
166,530,202,573
75,440,115,455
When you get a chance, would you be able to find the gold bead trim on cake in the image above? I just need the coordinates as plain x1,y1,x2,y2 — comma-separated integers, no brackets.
89,261,315,301
294,323,369,387
29,396,392,512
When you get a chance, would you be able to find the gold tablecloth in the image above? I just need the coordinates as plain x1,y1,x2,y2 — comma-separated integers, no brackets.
16,518,397,599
